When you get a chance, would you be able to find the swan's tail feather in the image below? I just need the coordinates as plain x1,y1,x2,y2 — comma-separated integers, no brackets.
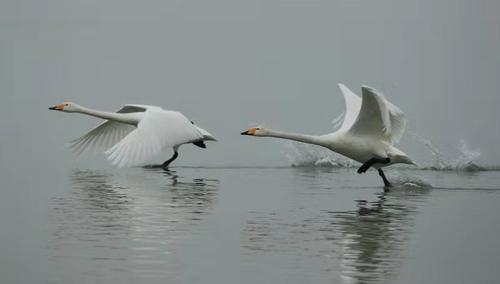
195,126,217,141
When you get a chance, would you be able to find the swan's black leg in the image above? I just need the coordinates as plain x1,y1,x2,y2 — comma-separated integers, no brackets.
378,169,391,187
161,151,179,170
357,157,391,174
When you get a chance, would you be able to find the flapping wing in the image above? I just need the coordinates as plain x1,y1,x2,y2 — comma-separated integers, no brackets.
70,121,136,155
385,98,406,143
333,84,362,132
105,110,204,168
347,86,406,144
69,105,147,155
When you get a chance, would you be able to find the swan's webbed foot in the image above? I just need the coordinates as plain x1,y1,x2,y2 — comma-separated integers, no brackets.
161,151,179,170
142,151,179,171
143,164,164,169
357,157,390,174
143,164,172,172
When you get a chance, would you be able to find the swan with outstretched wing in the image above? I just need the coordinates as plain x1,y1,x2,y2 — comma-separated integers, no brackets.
49,103,216,169
242,84,415,187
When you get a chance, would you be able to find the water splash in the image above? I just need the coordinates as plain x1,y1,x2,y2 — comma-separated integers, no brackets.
416,135,484,171
454,140,482,169
389,173,433,189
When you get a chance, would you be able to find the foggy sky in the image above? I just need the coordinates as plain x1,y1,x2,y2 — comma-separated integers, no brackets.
1,0,499,168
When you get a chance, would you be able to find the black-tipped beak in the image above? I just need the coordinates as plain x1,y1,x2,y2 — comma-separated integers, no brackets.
49,104,65,111
240,130,249,135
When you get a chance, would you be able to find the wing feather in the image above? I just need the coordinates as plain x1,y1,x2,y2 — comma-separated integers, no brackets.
69,121,136,155
385,99,406,143
346,85,406,144
69,105,145,155
336,84,362,132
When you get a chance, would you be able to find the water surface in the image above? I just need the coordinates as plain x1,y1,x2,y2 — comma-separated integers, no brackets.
1,167,499,283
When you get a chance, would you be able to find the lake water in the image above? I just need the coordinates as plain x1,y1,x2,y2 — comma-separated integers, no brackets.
1,166,500,284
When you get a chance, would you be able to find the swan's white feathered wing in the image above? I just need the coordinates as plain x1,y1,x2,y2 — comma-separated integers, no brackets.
384,97,406,144
334,84,362,132
105,108,204,168
69,105,146,155
346,86,406,144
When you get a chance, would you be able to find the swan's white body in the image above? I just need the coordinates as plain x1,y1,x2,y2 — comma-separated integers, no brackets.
242,84,414,170
50,103,216,168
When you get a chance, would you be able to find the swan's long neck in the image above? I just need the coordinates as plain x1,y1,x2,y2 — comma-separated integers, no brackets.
75,106,140,125
263,129,328,147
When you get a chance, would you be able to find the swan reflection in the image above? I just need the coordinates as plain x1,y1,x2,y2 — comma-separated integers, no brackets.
332,187,429,283
47,168,219,281
243,169,429,284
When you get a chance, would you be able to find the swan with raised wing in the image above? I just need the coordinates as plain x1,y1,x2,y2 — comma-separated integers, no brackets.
49,103,216,169
241,84,415,187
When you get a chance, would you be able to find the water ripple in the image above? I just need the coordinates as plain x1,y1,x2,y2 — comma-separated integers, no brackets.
47,168,219,283
242,185,429,284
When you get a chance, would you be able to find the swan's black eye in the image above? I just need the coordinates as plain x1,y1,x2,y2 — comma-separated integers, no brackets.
65,104,68,106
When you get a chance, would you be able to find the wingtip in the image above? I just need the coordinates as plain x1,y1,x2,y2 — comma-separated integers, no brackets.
361,85,374,92
338,83,350,92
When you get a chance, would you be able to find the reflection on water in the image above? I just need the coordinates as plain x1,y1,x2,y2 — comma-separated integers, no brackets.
243,169,430,284
48,169,218,283
157,169,219,213
333,188,429,284
42,167,497,284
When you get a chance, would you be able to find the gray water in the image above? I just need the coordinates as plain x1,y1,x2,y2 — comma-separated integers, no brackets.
2,166,500,284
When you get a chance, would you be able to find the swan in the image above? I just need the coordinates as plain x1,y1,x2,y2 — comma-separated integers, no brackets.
241,84,415,187
49,102,216,169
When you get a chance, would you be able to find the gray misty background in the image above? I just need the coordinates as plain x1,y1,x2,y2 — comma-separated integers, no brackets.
1,0,499,168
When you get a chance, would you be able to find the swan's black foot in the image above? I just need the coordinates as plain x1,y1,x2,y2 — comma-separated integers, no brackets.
357,163,371,174
378,169,392,187
143,151,179,171
143,164,171,172
161,151,179,170
357,157,391,174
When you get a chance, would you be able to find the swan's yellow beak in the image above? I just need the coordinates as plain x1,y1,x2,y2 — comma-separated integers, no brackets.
241,128,257,136
49,104,65,111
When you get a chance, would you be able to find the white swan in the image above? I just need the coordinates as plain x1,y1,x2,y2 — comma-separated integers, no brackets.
49,102,216,169
241,84,415,186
